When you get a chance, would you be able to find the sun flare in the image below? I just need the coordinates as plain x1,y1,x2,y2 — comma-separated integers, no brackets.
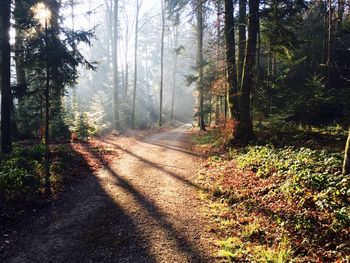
31,2,51,27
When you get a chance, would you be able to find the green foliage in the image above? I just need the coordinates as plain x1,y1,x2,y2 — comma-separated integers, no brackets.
217,235,292,262
254,236,292,263
0,144,44,200
12,0,95,140
217,237,247,261
237,145,342,182
236,144,350,230
88,92,112,134
50,99,71,140
191,130,219,145
252,1,350,126
73,112,94,141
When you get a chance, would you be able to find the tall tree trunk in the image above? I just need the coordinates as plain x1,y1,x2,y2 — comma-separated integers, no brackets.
196,0,206,131
44,18,51,196
131,0,141,129
125,61,129,97
225,0,239,120
105,0,113,73
215,1,221,125
49,0,66,140
12,0,27,139
343,129,350,175
71,0,78,116
236,0,259,142
337,0,344,30
159,0,165,127
0,0,12,153
322,0,328,65
170,24,178,122
14,0,26,88
238,0,247,87
113,0,120,129
124,10,130,98
327,0,332,90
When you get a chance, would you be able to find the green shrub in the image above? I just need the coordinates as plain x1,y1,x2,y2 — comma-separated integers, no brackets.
0,158,40,200
74,112,95,141
236,145,349,220
0,145,44,201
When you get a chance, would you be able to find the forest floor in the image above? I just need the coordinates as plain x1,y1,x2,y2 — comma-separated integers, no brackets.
0,124,217,263
191,125,350,262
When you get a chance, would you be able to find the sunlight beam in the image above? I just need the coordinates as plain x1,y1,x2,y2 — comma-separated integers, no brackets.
31,2,51,27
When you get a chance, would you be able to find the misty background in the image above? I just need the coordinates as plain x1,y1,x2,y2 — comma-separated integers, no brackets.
63,0,197,132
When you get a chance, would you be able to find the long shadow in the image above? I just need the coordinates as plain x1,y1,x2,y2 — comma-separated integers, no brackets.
0,144,156,263
142,140,201,157
81,143,209,262
99,138,202,190
146,132,190,142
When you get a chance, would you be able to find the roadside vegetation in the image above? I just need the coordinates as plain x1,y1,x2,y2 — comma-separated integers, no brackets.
193,121,350,262
0,137,120,228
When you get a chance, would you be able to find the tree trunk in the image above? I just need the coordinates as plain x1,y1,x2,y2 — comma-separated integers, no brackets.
215,1,221,125
236,0,259,142
343,129,350,175
196,0,206,131
159,0,165,127
322,0,328,65
337,0,344,30
71,0,78,115
131,0,140,129
327,0,332,90
124,13,129,98
238,0,247,87
225,0,239,120
44,18,51,196
170,24,178,122
14,0,26,88
105,0,113,73
0,0,12,153
113,0,120,129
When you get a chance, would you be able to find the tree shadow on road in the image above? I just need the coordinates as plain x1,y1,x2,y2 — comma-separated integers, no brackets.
80,142,210,263
0,144,156,263
99,138,202,190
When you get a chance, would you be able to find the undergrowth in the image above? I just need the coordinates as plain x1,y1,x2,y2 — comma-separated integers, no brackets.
0,144,45,202
0,142,97,220
195,125,350,262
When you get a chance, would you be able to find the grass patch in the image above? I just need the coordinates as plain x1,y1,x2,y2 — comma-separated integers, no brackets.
191,130,219,145
254,236,292,263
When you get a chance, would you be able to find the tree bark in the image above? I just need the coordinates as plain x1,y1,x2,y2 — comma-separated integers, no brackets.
131,0,141,129
44,18,51,196
322,0,328,65
327,0,332,90
225,0,239,120
343,129,350,175
0,0,12,153
123,8,130,98
236,0,259,142
170,24,178,122
238,0,247,88
196,0,206,131
105,0,113,74
14,0,26,88
159,0,165,127
215,1,221,125
113,0,120,129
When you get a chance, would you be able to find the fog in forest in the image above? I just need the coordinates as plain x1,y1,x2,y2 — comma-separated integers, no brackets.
62,0,197,132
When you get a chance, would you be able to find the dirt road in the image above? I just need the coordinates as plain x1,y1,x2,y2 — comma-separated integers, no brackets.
1,125,215,263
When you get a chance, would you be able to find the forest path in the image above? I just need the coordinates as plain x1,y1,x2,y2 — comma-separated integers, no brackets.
2,125,215,263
